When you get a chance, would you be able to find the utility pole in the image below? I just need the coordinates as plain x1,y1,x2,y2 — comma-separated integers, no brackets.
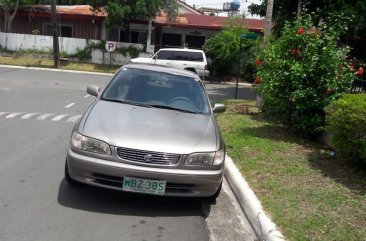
51,0,60,68
264,0,274,37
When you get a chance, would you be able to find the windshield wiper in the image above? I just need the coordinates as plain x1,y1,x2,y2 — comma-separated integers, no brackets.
150,104,197,114
101,98,152,108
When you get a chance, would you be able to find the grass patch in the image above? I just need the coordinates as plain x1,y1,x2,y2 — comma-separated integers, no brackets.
217,100,366,241
0,55,119,74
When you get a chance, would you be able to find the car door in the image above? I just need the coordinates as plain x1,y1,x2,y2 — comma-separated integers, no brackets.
170,51,185,71
188,52,205,77
153,50,172,67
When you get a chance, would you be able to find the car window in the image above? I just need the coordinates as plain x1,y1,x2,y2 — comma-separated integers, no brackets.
155,50,172,60
172,51,183,60
189,52,204,62
101,68,210,114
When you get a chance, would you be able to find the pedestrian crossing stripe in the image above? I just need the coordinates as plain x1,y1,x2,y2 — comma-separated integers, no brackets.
0,112,82,123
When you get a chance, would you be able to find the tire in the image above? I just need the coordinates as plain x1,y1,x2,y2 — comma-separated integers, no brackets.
64,161,79,185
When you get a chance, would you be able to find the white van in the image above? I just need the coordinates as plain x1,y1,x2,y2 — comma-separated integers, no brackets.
130,48,210,79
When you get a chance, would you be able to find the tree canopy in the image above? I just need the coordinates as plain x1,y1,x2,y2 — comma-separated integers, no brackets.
248,0,366,38
89,0,177,29
0,0,39,32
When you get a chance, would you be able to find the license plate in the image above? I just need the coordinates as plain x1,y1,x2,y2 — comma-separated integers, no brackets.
123,177,166,196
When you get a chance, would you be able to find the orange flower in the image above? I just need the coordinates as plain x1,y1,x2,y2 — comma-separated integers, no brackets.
357,67,364,76
297,27,304,35
254,76,261,84
291,48,299,55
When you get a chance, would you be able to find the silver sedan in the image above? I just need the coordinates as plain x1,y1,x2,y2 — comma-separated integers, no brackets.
65,63,226,199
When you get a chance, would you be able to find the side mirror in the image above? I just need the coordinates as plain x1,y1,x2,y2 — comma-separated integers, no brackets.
87,85,100,97
213,103,226,113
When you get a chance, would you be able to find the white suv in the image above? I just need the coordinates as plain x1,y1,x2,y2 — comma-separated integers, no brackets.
130,48,210,79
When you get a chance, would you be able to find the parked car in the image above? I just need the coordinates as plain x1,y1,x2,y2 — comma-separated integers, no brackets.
65,63,226,200
130,48,210,79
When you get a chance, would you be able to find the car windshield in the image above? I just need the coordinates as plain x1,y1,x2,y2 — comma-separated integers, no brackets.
101,67,210,114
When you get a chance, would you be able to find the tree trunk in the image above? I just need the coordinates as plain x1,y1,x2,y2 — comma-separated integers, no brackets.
297,0,302,19
1,0,20,33
146,18,153,53
264,0,274,37
7,0,19,33
51,0,60,68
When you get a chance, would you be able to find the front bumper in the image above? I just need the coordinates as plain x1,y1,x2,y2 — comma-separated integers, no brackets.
66,149,223,197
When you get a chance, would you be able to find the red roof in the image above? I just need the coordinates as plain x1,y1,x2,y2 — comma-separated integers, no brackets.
18,5,106,19
155,13,264,32
18,5,264,32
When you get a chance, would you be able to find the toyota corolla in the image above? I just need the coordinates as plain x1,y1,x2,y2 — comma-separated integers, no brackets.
65,63,226,200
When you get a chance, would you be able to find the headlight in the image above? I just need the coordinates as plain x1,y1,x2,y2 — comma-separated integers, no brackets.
71,132,111,155
185,150,225,166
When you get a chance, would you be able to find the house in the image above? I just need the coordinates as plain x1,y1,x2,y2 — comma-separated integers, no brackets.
4,1,264,51
9,5,107,40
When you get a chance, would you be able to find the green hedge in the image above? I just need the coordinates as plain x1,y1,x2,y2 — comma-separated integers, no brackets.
325,93,366,165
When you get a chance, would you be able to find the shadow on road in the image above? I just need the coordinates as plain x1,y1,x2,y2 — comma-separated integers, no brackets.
57,180,211,218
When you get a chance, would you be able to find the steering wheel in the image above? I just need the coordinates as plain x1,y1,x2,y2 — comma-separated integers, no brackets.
168,96,194,104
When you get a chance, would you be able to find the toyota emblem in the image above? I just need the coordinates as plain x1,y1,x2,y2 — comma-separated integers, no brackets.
144,154,153,162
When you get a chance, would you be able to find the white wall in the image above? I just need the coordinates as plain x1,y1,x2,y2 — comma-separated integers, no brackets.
91,42,149,66
0,32,99,55
0,32,148,65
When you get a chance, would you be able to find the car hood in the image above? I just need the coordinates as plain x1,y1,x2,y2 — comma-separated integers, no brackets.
130,57,151,64
81,101,218,154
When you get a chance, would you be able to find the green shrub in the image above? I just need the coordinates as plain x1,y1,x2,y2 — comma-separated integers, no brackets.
254,13,355,137
325,93,366,165
117,46,141,58
72,46,92,60
203,18,257,76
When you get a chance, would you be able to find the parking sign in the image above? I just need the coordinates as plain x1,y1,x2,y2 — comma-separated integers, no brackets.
105,41,116,52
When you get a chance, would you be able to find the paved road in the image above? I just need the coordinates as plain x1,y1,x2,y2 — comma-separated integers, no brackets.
0,67,256,241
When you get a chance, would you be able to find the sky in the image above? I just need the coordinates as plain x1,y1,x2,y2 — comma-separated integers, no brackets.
184,0,263,19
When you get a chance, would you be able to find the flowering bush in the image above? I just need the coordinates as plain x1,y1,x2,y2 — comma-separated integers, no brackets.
254,14,355,137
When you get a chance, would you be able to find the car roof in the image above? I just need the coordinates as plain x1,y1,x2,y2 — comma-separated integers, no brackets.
122,63,200,79
158,48,204,53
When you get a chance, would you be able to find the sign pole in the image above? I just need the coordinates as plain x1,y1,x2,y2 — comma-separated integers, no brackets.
109,52,112,68
235,33,258,100
235,38,242,100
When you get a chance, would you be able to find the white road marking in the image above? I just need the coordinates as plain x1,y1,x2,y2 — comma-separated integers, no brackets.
1,111,81,123
21,113,38,119
6,113,22,119
65,103,75,108
52,114,68,121
66,115,82,122
83,95,90,98
37,113,54,120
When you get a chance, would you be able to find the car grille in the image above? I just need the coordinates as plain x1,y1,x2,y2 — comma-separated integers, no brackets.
116,147,182,166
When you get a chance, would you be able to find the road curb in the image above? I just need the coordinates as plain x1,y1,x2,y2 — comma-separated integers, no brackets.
0,64,114,76
224,156,285,241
